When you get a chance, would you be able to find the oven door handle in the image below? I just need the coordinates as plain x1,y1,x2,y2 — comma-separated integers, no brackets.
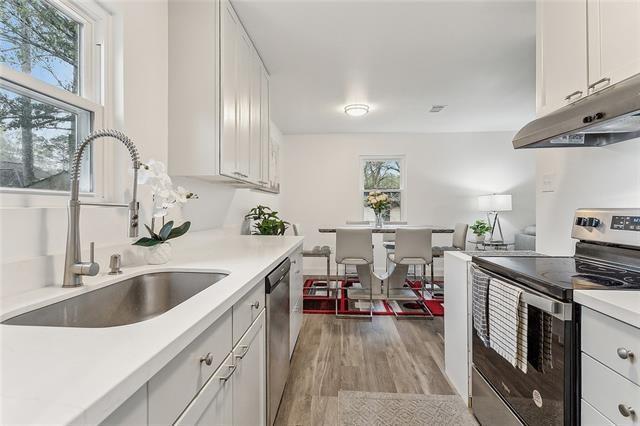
522,292,566,316
477,266,573,321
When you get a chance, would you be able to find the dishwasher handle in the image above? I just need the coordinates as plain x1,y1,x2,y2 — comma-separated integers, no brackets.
266,258,291,293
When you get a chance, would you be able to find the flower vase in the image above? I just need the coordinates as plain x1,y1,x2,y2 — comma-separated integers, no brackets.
475,234,485,243
144,242,172,265
375,212,384,228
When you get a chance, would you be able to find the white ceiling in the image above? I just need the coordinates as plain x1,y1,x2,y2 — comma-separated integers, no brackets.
232,0,536,135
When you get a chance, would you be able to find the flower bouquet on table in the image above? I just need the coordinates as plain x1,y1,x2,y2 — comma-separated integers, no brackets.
132,160,198,264
366,191,390,227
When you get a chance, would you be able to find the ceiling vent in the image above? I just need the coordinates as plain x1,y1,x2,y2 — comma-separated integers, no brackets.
429,105,447,113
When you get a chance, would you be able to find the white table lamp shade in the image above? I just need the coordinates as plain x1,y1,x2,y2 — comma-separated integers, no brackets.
478,194,512,212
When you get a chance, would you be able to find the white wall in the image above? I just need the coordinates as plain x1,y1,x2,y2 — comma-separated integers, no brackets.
535,139,640,255
281,132,536,275
0,0,281,299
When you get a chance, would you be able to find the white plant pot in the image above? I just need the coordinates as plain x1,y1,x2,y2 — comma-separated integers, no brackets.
144,242,172,265
475,234,486,242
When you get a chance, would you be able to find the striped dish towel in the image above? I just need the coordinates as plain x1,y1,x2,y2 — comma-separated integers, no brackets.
488,278,528,373
471,265,491,346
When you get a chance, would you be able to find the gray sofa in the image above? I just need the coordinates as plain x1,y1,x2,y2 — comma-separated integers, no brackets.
514,225,536,251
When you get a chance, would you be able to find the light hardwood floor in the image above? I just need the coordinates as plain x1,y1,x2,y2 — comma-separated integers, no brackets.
275,313,454,425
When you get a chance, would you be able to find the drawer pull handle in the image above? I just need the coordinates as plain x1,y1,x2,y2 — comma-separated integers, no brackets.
235,345,250,359
250,301,260,310
219,364,237,382
618,404,635,418
617,347,634,360
199,352,213,366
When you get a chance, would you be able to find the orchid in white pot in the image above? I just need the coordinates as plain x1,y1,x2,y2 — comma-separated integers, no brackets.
133,160,198,264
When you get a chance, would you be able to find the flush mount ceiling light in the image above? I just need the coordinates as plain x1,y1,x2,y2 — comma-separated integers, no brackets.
344,104,370,117
429,105,447,113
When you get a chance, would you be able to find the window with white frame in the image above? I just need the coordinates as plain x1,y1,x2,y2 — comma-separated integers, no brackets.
0,0,105,193
361,156,404,221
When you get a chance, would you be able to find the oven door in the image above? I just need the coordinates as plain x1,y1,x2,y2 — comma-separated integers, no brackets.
471,266,576,426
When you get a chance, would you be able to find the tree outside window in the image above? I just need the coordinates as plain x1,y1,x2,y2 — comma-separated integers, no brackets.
361,158,403,221
0,0,93,192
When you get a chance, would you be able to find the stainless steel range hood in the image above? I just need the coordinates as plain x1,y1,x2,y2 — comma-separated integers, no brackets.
513,73,640,149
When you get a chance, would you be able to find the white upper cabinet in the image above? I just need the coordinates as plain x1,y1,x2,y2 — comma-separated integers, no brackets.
169,0,278,192
260,69,270,187
220,0,239,179
536,0,640,116
587,0,640,94
536,0,588,116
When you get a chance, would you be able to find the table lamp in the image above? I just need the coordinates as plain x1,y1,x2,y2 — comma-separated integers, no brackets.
478,194,512,242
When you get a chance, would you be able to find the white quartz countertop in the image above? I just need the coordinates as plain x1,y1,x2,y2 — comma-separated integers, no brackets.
575,290,640,328
0,230,303,425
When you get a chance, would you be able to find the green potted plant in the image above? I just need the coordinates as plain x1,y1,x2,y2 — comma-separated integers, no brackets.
244,205,289,235
470,219,492,242
133,221,191,264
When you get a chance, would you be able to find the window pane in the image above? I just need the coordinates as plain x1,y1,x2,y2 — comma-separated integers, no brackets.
363,191,401,221
363,160,400,190
0,86,91,192
0,0,81,93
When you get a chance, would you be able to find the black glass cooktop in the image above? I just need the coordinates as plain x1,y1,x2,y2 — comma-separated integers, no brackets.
472,256,640,301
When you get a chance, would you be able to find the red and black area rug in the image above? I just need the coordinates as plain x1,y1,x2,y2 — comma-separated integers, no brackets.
303,278,444,317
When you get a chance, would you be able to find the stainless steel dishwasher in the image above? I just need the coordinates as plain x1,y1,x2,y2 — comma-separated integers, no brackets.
266,258,290,426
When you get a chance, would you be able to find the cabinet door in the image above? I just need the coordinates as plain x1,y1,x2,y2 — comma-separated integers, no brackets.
587,0,640,93
233,310,266,426
175,353,235,426
537,0,588,116
236,29,252,180
101,384,147,426
290,250,303,358
220,0,239,178
259,68,270,187
249,53,262,185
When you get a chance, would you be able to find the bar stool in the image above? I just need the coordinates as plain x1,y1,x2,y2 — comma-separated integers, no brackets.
430,223,468,297
335,228,375,319
292,224,331,291
386,227,434,319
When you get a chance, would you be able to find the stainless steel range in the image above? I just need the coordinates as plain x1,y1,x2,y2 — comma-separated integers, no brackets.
470,208,640,426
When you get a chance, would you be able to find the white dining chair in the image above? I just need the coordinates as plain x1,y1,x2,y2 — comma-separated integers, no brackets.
335,227,375,319
430,223,468,297
381,221,407,271
386,227,434,319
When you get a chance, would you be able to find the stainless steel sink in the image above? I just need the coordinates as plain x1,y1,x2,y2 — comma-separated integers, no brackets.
2,272,228,328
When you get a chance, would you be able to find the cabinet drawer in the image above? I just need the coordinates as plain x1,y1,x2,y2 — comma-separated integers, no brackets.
233,280,265,345
174,352,235,426
149,310,232,425
582,307,640,385
582,353,640,426
581,399,614,426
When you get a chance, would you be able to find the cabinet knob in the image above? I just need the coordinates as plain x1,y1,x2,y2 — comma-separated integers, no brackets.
617,347,634,360
618,404,635,418
250,301,260,310
199,352,213,366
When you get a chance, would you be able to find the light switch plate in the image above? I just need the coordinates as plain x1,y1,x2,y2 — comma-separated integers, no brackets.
541,173,556,192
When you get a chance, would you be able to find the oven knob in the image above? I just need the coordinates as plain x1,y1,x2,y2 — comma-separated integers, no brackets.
576,217,588,226
586,217,601,227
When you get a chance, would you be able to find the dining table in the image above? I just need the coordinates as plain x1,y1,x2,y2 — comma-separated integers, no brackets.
318,223,454,301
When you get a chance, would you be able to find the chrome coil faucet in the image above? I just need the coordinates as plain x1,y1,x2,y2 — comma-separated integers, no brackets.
63,129,141,287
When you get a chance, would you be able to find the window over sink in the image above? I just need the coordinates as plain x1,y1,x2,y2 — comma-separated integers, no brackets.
360,156,405,222
0,0,106,195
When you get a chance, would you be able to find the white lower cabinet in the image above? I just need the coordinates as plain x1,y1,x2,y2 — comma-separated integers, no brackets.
176,311,265,426
290,248,303,358
105,281,268,425
101,385,148,426
232,310,266,426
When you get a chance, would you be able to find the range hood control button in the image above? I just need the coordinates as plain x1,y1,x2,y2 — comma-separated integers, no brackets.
583,116,594,124
594,112,605,120
576,217,588,226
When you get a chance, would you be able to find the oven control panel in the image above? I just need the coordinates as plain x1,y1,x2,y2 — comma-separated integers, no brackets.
572,208,640,247
611,215,640,231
